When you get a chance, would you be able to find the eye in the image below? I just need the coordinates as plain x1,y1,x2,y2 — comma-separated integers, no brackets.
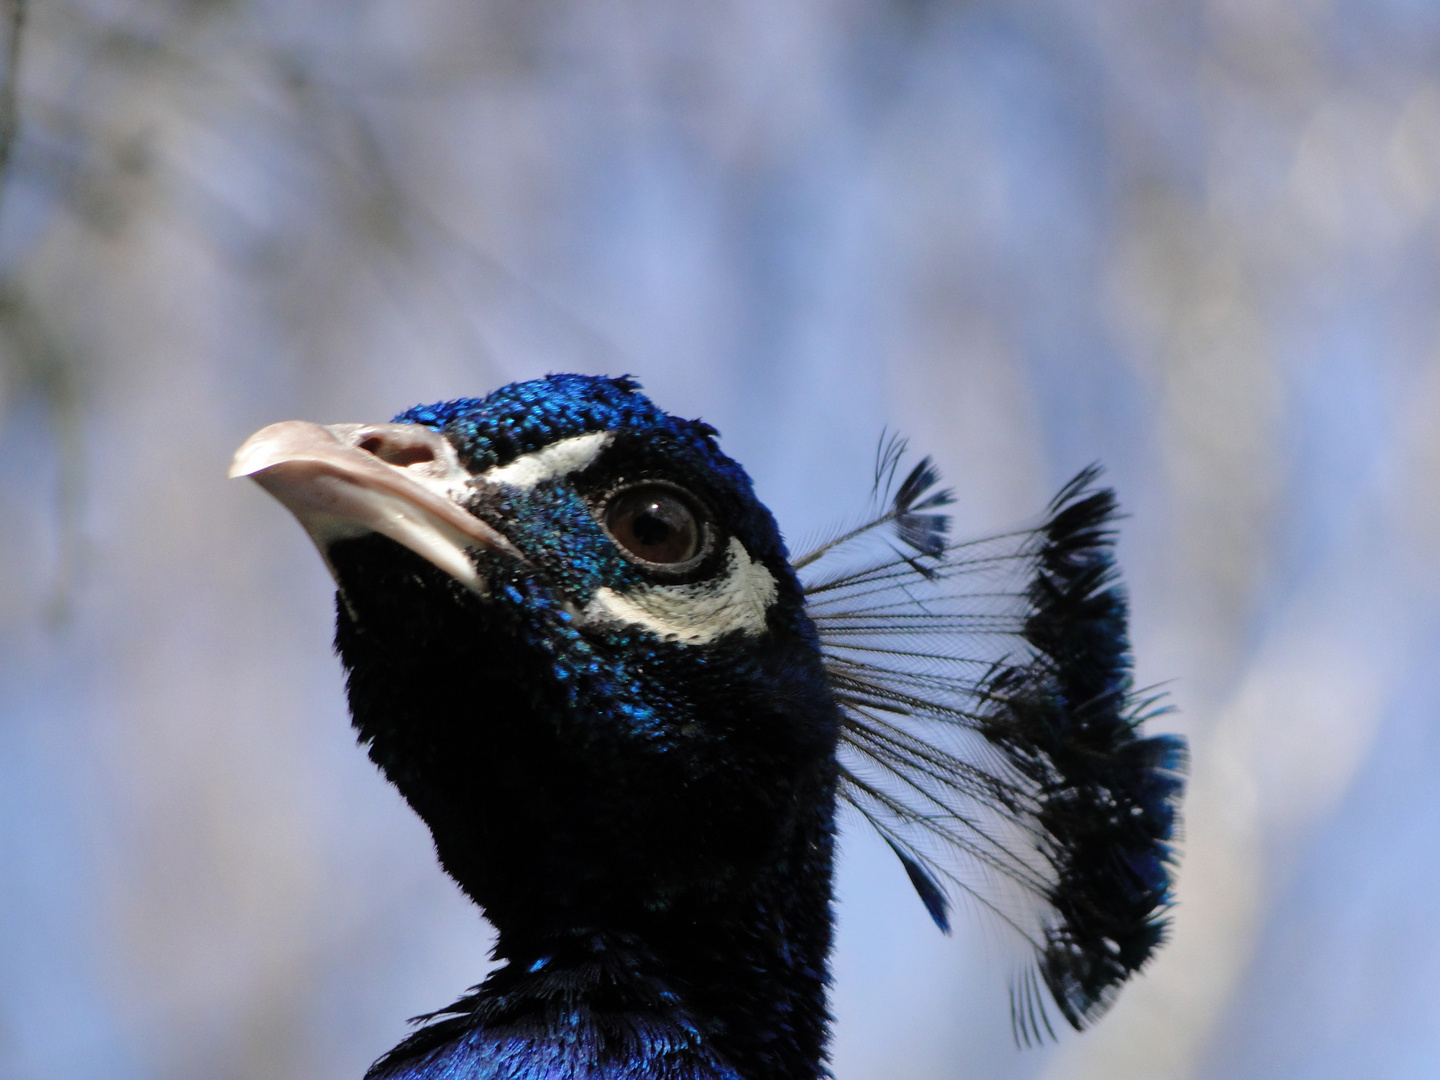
603,484,706,566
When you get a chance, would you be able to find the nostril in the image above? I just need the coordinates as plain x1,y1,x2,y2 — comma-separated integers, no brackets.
358,436,437,468
386,446,436,467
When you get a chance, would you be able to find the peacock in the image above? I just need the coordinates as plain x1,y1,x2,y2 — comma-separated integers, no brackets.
230,373,1185,1080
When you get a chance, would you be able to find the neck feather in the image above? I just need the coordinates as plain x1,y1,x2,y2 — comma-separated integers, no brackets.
368,771,837,1080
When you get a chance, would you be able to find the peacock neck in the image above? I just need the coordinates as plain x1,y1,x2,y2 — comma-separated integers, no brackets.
482,766,839,1080
367,779,837,1080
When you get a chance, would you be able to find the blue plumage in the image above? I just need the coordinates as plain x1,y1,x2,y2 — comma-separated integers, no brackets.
371,937,747,1080
230,374,1186,1078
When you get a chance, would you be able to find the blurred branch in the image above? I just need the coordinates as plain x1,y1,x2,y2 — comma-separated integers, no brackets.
0,283,83,627
0,0,24,220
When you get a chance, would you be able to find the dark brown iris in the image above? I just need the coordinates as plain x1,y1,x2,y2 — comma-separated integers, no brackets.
603,485,702,565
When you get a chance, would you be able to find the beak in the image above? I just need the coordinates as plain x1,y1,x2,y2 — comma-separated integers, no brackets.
230,420,517,592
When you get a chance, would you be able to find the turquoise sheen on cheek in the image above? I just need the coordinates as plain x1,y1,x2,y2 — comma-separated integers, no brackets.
489,481,645,605
489,574,672,744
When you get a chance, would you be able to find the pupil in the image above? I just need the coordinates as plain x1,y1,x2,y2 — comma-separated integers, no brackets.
633,507,673,547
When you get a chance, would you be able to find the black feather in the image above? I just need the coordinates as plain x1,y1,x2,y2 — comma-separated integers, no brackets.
884,835,952,933
792,433,954,572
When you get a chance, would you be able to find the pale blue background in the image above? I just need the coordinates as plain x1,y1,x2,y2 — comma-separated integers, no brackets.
1,1,1438,1078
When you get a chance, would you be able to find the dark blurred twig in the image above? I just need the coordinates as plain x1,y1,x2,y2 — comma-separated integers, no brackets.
0,283,83,626
0,0,25,221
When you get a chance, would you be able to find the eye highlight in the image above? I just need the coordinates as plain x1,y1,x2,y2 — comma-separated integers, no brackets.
602,484,707,567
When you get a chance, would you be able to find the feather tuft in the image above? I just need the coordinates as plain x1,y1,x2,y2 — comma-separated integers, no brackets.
792,434,954,571
799,446,1186,1041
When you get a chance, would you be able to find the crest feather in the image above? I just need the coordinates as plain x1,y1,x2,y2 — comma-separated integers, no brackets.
795,445,1186,1041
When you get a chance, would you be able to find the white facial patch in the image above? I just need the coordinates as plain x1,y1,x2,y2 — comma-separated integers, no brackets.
581,537,778,644
481,431,613,489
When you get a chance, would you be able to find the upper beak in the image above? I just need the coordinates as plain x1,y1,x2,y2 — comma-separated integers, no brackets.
230,420,517,592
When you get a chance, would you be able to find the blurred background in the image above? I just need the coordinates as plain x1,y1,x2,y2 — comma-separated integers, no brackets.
1,0,1438,1077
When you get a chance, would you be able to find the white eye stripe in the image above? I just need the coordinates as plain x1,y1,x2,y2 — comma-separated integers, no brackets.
479,431,613,489
581,537,777,644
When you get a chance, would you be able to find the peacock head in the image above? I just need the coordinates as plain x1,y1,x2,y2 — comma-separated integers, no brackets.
231,374,839,941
